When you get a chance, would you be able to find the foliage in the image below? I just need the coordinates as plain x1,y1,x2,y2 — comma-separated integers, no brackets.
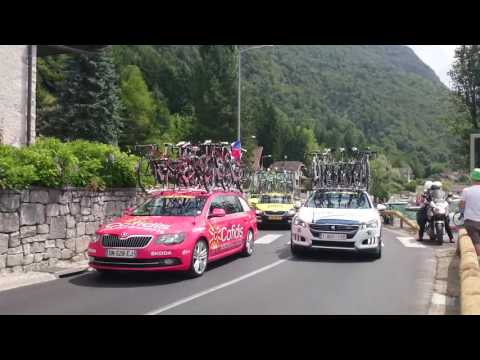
449,45,480,129
36,45,457,193
0,138,140,190
40,50,123,145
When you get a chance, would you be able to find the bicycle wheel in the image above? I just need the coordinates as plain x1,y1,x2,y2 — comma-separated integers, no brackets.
136,156,156,192
453,212,464,227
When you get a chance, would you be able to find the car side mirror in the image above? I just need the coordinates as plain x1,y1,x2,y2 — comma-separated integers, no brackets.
123,207,134,216
377,204,387,212
210,208,226,218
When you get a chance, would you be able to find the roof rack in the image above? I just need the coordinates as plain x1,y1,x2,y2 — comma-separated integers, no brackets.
146,186,243,195
313,187,367,192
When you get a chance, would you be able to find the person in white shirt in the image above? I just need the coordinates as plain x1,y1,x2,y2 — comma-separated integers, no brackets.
460,169,480,255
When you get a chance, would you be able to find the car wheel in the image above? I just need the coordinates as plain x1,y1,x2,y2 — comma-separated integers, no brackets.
188,239,208,278
368,239,382,260
241,229,255,257
291,241,304,257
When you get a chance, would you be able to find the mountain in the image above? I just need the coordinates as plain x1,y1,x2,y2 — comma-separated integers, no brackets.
36,45,456,178
239,45,453,175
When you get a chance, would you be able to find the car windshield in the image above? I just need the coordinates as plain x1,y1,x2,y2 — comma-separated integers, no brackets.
132,196,207,216
259,195,292,204
306,192,371,209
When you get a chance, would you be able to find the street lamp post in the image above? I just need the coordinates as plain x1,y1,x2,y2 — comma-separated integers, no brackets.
237,45,274,143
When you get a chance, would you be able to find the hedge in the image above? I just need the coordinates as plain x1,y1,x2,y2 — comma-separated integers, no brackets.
0,138,141,190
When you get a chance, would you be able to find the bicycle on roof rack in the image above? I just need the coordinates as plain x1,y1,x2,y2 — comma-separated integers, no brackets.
134,140,249,193
307,147,377,192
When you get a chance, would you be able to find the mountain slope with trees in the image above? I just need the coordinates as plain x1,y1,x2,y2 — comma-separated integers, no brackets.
36,45,456,181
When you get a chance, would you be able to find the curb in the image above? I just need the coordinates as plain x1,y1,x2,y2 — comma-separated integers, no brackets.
459,229,480,315
38,266,90,278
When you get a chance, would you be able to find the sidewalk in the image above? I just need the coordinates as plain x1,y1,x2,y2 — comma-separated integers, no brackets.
428,245,460,315
0,260,91,293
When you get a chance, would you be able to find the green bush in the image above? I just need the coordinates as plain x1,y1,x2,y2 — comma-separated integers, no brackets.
0,138,143,190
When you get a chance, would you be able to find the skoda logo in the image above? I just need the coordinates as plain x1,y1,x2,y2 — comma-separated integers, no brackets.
119,232,129,239
330,225,336,231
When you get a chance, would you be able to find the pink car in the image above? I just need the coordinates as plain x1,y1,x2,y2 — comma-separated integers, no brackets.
88,190,257,277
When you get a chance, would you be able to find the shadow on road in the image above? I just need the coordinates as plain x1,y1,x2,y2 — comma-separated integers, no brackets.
68,253,244,289
275,245,377,263
258,223,291,231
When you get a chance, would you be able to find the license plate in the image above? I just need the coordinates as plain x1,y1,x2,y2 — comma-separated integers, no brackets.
269,216,283,221
106,249,137,258
320,233,347,240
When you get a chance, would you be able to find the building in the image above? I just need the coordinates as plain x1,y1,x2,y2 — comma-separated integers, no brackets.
0,45,108,147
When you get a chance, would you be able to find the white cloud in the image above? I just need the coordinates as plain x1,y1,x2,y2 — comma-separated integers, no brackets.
408,45,458,88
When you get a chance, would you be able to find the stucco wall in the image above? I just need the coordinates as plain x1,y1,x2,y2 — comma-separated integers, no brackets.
0,45,36,146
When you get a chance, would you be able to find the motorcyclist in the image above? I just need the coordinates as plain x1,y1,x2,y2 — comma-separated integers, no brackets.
416,181,432,241
418,181,454,243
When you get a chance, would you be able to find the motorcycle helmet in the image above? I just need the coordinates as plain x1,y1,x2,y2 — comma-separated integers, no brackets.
471,168,480,182
432,181,442,189
424,181,433,191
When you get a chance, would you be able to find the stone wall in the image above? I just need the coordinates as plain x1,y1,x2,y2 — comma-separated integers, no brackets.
0,188,144,273
0,45,36,147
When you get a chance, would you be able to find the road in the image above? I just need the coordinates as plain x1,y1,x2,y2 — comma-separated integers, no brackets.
0,227,436,315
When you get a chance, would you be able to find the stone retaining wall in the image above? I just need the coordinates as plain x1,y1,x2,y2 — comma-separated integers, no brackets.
0,188,144,273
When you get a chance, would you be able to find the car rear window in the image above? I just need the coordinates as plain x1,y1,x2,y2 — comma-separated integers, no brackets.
132,196,207,216
259,195,292,204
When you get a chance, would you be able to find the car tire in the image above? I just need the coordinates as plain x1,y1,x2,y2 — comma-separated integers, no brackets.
291,241,304,257
187,239,209,278
241,229,255,257
368,239,382,260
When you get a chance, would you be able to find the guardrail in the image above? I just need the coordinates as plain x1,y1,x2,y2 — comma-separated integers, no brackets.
381,210,419,232
458,228,480,315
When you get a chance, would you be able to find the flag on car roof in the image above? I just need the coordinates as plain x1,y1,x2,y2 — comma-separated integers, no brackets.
231,140,242,160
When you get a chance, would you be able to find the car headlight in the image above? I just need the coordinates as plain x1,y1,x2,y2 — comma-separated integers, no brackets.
288,209,296,216
361,220,380,229
156,233,186,245
92,234,102,243
293,217,307,228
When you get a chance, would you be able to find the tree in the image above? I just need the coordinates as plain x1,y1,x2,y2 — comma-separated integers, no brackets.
449,45,480,129
44,50,123,145
191,45,237,141
118,65,157,147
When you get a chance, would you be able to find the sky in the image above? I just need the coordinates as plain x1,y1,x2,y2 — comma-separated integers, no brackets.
407,45,459,88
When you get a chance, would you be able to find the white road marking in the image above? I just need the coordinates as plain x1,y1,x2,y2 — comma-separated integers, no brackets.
397,236,427,248
146,259,289,315
287,241,291,245
255,234,283,245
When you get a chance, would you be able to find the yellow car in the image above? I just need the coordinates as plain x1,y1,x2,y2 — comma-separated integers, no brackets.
247,194,260,208
254,193,297,226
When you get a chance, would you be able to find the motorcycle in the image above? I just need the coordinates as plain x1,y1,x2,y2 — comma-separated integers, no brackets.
425,195,450,245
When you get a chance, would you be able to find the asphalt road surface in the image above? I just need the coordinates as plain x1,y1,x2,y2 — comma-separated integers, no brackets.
0,227,436,315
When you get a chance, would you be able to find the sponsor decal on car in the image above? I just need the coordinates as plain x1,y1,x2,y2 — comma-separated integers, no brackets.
208,224,244,250
151,251,172,257
104,219,171,232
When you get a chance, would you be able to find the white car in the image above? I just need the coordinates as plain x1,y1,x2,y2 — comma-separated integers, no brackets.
291,190,383,259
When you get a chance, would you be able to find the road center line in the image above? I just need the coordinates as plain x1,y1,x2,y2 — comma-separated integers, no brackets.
146,258,289,315
256,234,283,244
